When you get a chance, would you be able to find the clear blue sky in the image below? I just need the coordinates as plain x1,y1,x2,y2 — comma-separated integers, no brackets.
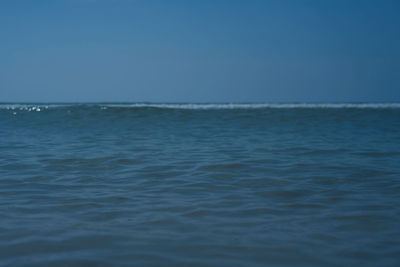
1,0,399,103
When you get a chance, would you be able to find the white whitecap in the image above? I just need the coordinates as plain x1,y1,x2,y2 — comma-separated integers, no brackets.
1,103,400,110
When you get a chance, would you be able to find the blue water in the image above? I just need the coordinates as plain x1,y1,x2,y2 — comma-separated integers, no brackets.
1,103,400,266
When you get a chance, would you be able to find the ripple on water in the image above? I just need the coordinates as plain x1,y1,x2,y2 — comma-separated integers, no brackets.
1,105,400,266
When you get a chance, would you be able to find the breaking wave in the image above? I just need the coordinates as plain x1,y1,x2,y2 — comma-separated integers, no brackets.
1,103,400,111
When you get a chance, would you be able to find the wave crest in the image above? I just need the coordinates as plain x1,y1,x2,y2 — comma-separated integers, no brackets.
1,103,400,111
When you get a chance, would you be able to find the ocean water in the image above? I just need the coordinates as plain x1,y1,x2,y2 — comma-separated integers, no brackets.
1,103,400,266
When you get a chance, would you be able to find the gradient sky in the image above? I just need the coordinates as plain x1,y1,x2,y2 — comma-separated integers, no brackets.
1,0,399,102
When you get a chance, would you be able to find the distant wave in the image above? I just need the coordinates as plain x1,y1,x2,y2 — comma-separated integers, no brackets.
102,103,400,110
1,103,400,110
0,104,71,111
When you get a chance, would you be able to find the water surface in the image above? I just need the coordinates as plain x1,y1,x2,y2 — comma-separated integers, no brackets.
1,103,400,266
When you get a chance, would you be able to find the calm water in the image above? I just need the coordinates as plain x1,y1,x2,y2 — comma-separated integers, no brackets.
1,103,400,266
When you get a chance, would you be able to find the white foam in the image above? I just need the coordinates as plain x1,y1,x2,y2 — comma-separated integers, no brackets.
1,103,400,110
0,104,72,111
101,103,400,109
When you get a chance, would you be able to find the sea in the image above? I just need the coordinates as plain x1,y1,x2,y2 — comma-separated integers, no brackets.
1,103,400,266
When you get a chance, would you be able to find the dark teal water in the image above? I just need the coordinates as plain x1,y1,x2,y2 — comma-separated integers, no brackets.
1,103,400,266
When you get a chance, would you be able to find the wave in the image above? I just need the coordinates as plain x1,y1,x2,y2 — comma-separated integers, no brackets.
0,104,71,111
1,103,400,110
102,103,400,110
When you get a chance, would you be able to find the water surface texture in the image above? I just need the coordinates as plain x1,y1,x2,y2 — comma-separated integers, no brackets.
1,103,400,266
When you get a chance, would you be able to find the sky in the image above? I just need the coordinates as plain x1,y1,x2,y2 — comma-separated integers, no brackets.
0,0,399,103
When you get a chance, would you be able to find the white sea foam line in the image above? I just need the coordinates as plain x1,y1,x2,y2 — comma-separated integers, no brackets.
0,104,71,110
102,103,400,109
1,103,400,110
